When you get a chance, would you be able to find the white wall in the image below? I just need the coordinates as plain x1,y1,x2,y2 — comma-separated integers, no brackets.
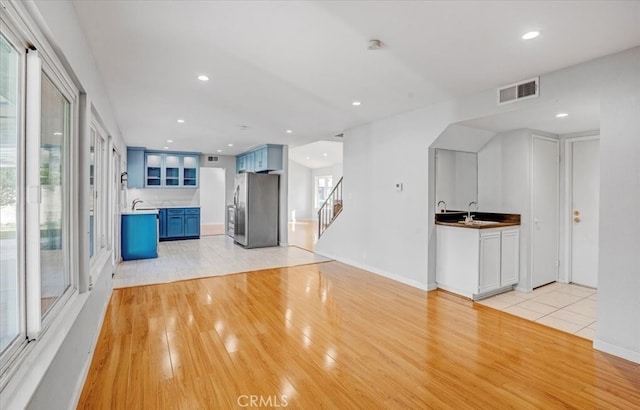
288,160,312,221
126,188,199,208
316,47,640,363
595,49,640,363
478,129,533,290
199,168,226,224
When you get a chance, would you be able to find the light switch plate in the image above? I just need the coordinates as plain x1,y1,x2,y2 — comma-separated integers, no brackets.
395,182,403,192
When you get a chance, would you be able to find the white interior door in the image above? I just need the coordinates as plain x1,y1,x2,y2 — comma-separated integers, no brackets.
571,138,600,288
532,136,559,288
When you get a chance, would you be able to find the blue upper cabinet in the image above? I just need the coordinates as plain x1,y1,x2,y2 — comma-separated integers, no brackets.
142,151,199,188
182,155,198,186
126,147,145,188
236,144,283,174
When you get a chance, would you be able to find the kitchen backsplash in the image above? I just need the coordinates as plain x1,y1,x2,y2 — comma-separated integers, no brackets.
125,188,200,208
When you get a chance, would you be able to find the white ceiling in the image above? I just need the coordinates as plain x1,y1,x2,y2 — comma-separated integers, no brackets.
289,140,343,169
71,1,640,155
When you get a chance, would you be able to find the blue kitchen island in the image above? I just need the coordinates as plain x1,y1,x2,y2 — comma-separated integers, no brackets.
121,210,158,260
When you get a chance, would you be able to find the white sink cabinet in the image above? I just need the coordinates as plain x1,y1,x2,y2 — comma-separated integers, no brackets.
436,225,520,300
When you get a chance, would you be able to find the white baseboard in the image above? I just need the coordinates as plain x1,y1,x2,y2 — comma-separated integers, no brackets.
314,251,430,291
593,339,640,364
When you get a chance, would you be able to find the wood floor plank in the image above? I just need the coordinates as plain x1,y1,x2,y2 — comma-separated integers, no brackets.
78,261,640,409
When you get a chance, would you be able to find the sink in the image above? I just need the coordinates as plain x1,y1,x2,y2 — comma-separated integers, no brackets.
134,207,158,211
457,220,497,226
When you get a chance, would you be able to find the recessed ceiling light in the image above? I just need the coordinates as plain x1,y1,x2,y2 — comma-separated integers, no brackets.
522,31,540,40
352,101,362,106
323,153,328,157
167,139,173,143
305,157,310,160
197,75,209,81
177,119,185,123
555,112,569,118
227,143,233,147
163,146,169,150
53,132,62,136
286,129,293,134
217,149,223,153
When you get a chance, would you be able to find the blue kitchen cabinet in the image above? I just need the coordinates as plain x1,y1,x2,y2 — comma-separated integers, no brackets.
166,208,185,238
236,154,248,173
121,213,158,260
183,155,198,186
159,207,200,240
184,208,200,238
158,208,167,239
236,144,283,173
144,152,199,187
126,147,145,188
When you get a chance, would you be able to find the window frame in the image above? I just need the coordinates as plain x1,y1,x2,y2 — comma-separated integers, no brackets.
89,117,108,265
0,20,28,380
315,175,333,209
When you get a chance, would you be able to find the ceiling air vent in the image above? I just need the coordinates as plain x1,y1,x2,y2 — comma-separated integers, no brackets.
334,133,344,138
497,77,539,105
207,155,219,162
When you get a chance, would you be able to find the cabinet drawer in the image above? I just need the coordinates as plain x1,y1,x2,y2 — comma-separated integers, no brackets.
167,208,185,216
184,208,200,215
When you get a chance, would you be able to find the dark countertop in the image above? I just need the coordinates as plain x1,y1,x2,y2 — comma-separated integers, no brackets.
435,211,520,229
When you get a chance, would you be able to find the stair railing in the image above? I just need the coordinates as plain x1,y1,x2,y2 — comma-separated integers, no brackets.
318,177,343,238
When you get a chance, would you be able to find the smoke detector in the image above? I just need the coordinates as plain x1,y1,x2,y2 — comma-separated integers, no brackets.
367,39,383,50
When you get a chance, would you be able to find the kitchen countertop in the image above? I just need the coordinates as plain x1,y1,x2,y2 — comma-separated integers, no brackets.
434,211,520,229
435,220,520,229
121,209,159,215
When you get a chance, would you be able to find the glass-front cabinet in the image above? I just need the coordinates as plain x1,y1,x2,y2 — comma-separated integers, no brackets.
164,154,180,186
145,153,162,186
183,155,198,186
144,152,199,188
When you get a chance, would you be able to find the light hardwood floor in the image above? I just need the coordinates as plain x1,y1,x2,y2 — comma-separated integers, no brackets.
287,220,317,252
78,261,640,409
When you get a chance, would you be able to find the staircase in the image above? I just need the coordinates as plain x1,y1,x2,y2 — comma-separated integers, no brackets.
318,177,343,238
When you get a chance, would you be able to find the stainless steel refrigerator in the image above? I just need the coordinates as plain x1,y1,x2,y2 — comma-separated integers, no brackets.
233,172,279,248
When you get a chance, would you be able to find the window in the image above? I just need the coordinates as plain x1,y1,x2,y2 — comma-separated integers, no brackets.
0,32,23,360
315,176,333,209
39,72,71,317
89,120,106,260
1,2,81,390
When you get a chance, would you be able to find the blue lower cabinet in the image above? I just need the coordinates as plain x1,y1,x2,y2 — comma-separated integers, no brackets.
167,208,185,238
158,209,167,239
160,207,200,241
121,214,158,261
185,212,200,238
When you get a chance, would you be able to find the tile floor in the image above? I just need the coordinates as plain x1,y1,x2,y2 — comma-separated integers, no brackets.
114,235,331,289
476,282,597,340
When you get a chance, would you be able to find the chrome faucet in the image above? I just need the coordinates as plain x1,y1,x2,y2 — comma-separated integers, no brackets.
132,198,143,211
437,200,447,213
467,201,478,222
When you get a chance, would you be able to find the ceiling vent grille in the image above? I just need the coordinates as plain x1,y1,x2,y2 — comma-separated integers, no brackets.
497,77,539,105
334,133,344,138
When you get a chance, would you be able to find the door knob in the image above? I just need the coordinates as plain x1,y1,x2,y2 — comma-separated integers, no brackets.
573,210,580,216
574,217,581,223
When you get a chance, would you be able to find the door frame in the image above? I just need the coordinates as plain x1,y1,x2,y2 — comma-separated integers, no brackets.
562,134,600,284
530,135,560,288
